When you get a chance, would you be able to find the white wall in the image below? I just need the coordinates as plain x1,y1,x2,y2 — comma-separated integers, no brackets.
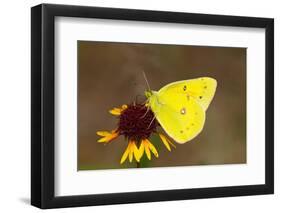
0,0,279,212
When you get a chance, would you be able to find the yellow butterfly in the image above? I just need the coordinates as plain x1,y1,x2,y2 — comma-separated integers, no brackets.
145,77,217,144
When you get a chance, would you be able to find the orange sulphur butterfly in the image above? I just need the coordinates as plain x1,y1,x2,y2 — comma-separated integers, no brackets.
145,77,217,144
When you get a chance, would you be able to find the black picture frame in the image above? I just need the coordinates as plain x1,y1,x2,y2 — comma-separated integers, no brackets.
31,3,274,209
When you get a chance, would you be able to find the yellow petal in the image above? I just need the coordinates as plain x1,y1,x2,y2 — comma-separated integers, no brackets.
128,142,134,162
109,105,128,116
159,134,171,151
159,133,171,151
168,139,176,148
120,143,130,164
121,105,128,110
109,108,122,115
96,131,110,137
148,140,158,158
97,130,119,143
159,133,175,150
98,137,109,143
144,139,151,160
138,141,145,159
132,142,140,162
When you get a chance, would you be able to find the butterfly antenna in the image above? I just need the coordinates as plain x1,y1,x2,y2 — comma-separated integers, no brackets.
142,71,151,92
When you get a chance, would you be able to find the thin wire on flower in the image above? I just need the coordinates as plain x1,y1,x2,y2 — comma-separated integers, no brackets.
96,103,176,164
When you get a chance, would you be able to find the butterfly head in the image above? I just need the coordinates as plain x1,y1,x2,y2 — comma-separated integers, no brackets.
144,90,158,110
145,90,153,99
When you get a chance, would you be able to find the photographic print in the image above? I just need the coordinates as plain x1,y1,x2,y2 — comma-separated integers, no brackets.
31,4,273,208
78,41,246,170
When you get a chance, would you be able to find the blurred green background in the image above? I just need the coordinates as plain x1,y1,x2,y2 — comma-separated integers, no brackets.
78,41,246,170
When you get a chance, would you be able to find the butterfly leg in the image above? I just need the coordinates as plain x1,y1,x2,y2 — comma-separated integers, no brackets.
147,115,156,129
140,106,150,119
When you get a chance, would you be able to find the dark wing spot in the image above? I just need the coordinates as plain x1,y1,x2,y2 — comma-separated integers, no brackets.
199,96,203,99
183,85,187,91
204,86,207,89
180,130,184,133
191,123,194,126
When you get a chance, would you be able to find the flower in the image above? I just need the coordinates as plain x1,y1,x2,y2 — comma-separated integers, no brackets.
97,103,176,164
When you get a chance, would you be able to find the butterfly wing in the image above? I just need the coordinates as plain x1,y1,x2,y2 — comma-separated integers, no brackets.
150,92,205,144
149,77,216,143
158,77,217,111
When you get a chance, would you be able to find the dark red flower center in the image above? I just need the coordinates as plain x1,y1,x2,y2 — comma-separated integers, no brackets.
117,104,157,141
